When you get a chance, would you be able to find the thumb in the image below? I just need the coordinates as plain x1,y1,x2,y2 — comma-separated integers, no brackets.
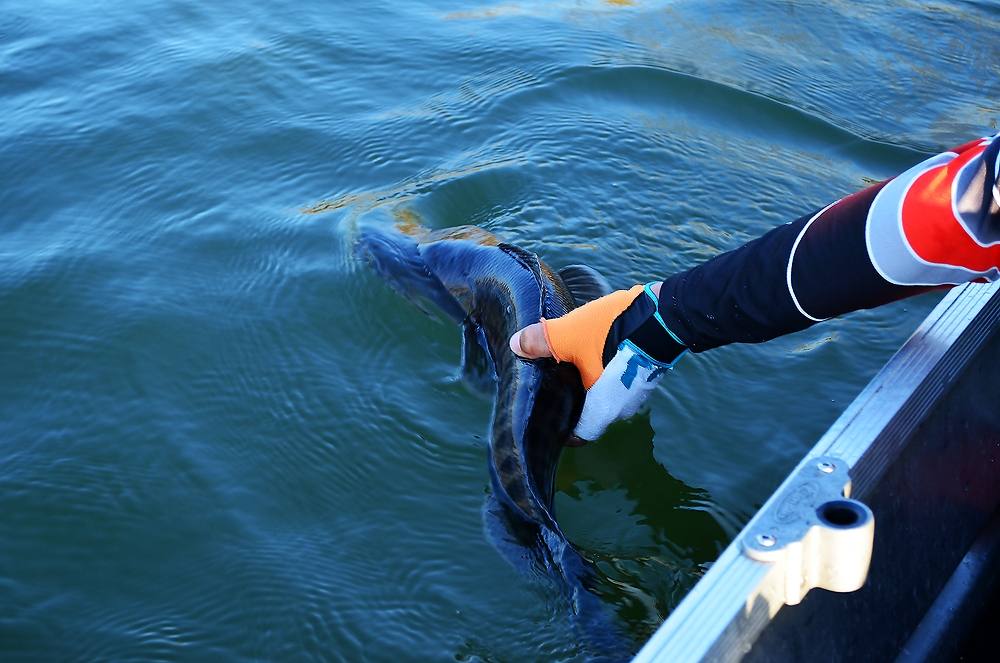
508,322,552,359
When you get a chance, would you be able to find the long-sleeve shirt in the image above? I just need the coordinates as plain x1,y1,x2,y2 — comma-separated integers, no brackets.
656,133,1000,352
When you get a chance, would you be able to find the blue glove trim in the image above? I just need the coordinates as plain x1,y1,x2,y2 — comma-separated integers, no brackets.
618,338,683,387
643,282,687,347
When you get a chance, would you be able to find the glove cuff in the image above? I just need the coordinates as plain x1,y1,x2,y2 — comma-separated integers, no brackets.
604,282,687,367
626,308,687,365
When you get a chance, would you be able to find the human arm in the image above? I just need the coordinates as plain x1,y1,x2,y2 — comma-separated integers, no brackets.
512,133,1000,441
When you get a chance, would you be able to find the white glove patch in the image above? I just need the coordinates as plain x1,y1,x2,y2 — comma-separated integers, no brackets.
572,339,679,441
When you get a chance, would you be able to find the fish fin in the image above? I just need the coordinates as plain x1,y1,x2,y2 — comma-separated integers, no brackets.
497,243,557,316
461,320,496,394
484,496,635,661
558,264,613,306
498,243,545,286
482,493,543,573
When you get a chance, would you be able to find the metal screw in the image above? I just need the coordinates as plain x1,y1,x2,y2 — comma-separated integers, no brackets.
817,461,836,474
756,534,776,548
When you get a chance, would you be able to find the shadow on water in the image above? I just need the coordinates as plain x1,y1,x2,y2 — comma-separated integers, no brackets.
556,414,729,639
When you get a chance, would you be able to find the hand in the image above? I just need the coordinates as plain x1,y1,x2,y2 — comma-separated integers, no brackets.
509,282,686,441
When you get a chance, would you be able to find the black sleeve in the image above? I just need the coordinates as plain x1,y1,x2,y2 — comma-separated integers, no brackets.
651,132,1000,353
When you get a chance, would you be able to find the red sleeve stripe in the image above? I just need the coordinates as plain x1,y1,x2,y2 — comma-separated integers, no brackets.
901,141,1000,273
866,135,1000,286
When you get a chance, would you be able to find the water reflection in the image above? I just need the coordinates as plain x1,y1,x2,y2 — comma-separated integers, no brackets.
556,414,728,635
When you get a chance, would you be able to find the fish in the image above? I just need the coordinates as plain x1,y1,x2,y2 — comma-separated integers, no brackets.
355,215,631,660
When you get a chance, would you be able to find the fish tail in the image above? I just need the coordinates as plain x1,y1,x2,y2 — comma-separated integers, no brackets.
542,529,636,662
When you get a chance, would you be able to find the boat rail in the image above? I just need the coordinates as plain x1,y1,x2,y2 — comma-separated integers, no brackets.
634,281,1000,662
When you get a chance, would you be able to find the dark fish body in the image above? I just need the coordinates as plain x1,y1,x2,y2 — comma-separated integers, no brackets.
357,221,628,660
358,224,582,527
420,235,583,525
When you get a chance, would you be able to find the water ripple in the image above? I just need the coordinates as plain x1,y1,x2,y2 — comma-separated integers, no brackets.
1,0,994,659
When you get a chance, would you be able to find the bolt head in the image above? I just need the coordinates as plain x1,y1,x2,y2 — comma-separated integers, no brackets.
756,533,776,548
817,461,836,474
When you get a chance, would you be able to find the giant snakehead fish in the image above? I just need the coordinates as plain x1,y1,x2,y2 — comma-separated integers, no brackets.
357,219,631,660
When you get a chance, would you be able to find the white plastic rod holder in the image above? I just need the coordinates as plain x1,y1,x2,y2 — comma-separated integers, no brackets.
742,456,875,606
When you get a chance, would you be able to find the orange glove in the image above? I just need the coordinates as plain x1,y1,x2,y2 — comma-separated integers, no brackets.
509,283,687,440
538,285,644,389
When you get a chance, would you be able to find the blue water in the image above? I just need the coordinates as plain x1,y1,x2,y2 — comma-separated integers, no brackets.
1,0,997,660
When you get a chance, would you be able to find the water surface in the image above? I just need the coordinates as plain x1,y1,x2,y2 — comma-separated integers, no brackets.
1,0,998,659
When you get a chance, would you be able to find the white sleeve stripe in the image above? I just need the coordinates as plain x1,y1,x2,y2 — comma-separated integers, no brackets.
786,201,837,322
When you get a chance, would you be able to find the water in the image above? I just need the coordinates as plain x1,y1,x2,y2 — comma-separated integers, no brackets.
1,0,997,659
